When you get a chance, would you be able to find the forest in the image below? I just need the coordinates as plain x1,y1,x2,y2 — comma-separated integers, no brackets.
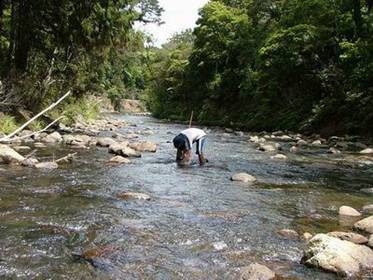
1,0,373,137
146,0,373,137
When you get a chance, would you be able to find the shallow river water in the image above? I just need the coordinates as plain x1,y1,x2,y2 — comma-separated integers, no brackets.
0,115,373,279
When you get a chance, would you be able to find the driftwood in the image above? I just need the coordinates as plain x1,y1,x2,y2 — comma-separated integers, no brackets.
55,152,77,164
0,90,71,141
0,116,64,143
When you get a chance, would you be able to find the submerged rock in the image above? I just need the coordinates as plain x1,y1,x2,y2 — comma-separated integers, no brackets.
327,231,368,245
270,154,287,160
118,192,151,201
354,215,373,234
109,156,130,164
339,206,361,217
96,137,116,147
231,173,257,183
278,229,299,239
0,144,25,164
240,263,275,280
129,141,157,152
328,147,341,154
35,162,58,170
302,234,373,277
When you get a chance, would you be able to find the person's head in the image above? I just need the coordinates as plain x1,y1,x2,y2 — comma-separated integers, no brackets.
173,135,186,160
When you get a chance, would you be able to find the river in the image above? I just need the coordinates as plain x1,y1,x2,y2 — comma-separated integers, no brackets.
0,115,372,279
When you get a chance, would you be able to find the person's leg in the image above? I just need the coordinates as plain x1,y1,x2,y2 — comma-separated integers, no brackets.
196,137,207,165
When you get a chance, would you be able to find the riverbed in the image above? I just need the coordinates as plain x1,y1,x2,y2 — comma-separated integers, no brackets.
0,115,372,279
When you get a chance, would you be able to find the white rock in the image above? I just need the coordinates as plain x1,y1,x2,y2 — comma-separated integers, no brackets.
312,140,322,146
129,141,157,152
303,232,313,241
368,235,373,248
360,148,373,154
258,143,278,152
354,215,373,234
109,143,140,158
327,231,368,245
35,162,58,170
270,154,287,160
212,241,228,251
278,229,299,239
303,234,373,277
328,147,341,154
231,173,257,183
290,146,298,153
240,263,275,280
339,206,361,217
0,144,25,164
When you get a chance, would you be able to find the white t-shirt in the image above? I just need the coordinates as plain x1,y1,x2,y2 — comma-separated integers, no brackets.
181,128,206,148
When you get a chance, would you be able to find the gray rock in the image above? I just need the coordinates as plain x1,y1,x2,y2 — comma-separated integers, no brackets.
96,137,117,147
363,205,373,214
240,263,275,280
297,139,308,146
303,234,373,277
339,206,361,217
231,173,257,183
21,158,38,167
354,215,373,234
312,140,322,146
361,188,373,194
109,143,140,158
13,146,31,152
42,132,62,143
0,144,25,164
327,231,368,245
368,235,373,248
328,147,341,154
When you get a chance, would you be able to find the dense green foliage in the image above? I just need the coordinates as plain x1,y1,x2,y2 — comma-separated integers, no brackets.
147,0,373,136
0,0,162,120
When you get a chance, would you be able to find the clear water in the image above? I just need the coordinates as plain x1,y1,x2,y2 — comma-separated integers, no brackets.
0,115,372,279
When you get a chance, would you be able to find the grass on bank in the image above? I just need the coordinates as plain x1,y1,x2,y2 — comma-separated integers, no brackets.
0,114,18,134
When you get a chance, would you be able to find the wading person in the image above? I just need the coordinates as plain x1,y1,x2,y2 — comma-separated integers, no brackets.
173,128,208,166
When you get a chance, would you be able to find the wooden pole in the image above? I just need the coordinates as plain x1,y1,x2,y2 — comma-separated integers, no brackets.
188,111,194,128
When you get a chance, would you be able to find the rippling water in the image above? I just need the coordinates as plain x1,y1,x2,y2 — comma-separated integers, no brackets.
0,115,372,279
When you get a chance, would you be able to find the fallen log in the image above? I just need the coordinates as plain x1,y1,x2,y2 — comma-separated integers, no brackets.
55,152,77,164
0,90,71,141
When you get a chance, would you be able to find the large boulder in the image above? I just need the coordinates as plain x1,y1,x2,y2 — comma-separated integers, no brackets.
231,173,257,183
108,143,140,158
354,216,373,234
339,206,361,217
42,132,62,143
327,231,368,245
302,234,373,277
129,141,157,153
0,144,25,164
240,263,275,280
96,137,116,147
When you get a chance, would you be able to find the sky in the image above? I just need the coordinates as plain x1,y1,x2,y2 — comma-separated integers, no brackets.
136,0,209,46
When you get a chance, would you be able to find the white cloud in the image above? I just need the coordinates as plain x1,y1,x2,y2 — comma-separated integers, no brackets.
136,0,209,46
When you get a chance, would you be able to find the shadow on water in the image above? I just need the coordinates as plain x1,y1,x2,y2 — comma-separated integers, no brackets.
0,115,372,279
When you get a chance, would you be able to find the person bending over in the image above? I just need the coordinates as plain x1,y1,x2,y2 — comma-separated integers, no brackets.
173,128,208,166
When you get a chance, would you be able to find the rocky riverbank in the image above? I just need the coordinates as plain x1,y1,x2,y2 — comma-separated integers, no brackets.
0,116,157,169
